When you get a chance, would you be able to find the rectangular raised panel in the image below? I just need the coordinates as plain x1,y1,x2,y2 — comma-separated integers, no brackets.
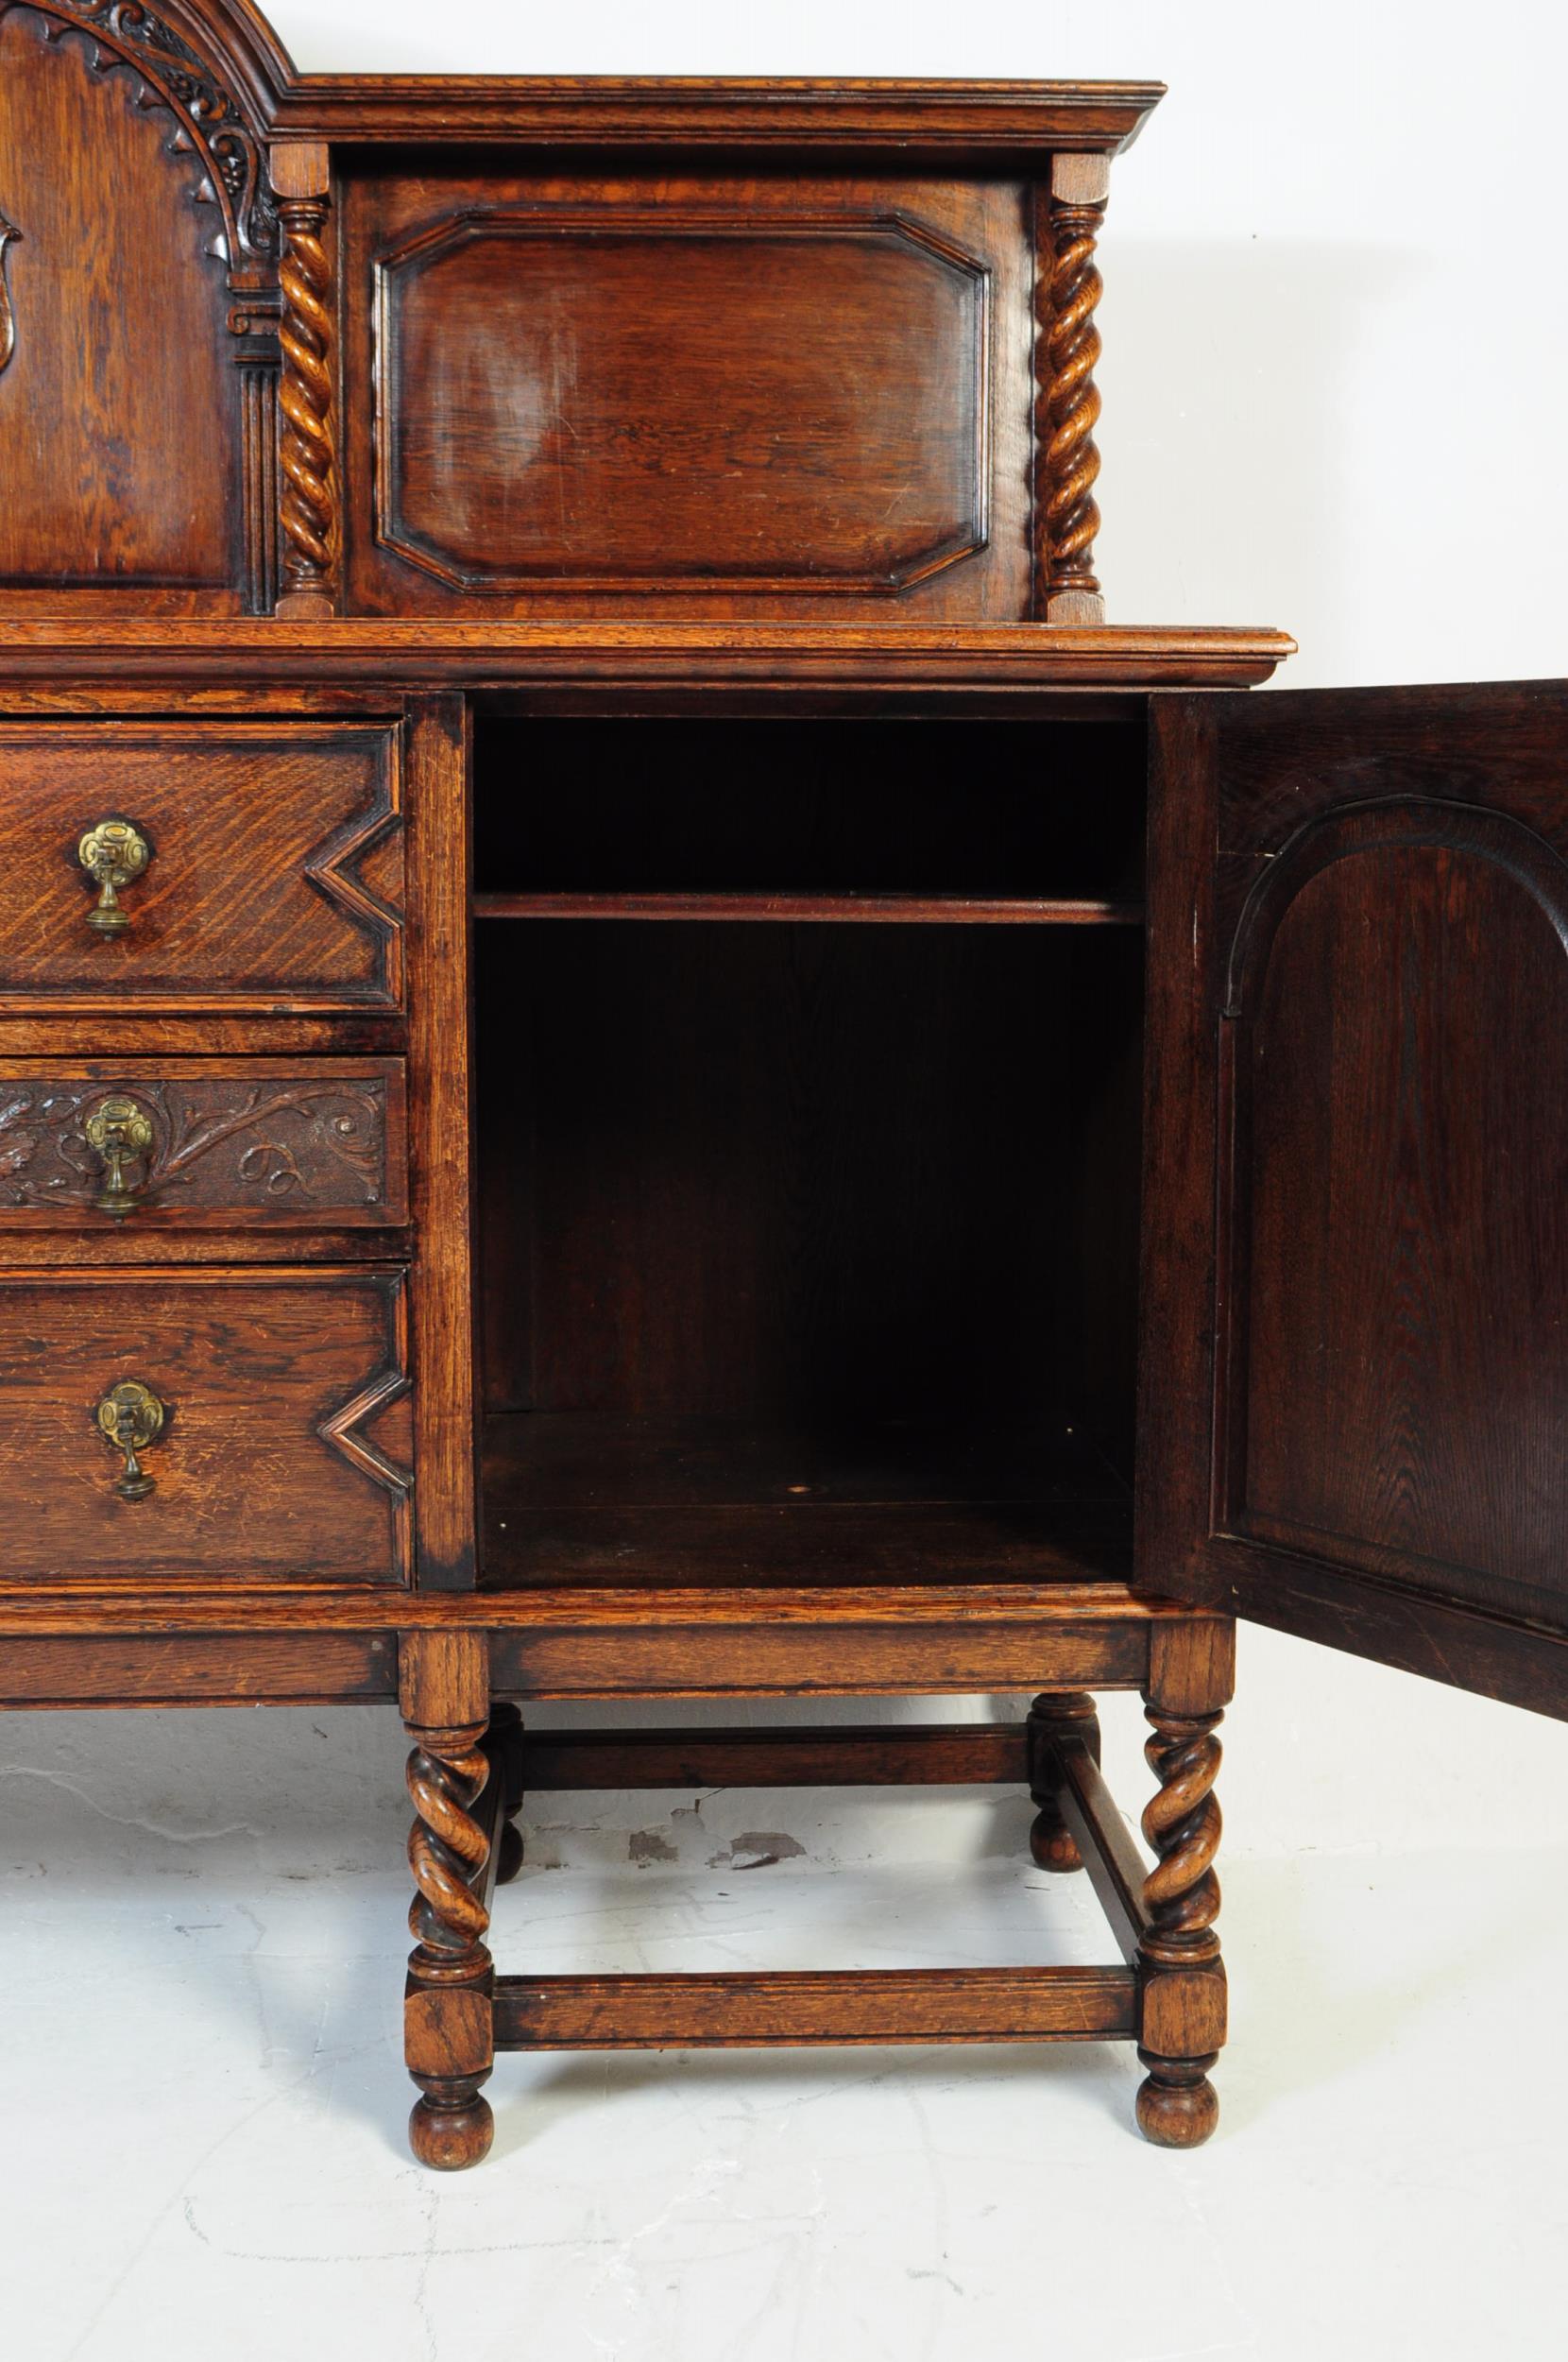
0,1269,412,1584
0,1058,407,1228
346,173,1031,621
0,722,403,1011
377,209,986,592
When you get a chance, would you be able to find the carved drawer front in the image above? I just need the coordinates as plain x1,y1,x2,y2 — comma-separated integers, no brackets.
0,1271,412,1584
0,1059,407,1229
0,722,402,1011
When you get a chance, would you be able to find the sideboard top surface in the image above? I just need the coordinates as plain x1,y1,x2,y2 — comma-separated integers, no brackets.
0,621,1296,690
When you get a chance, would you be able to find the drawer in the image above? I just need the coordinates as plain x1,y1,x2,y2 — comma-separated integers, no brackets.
0,1059,407,1228
0,1270,412,1583
0,722,403,1011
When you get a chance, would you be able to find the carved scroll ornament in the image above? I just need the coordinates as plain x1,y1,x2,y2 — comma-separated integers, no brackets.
0,0,277,268
0,1077,389,1214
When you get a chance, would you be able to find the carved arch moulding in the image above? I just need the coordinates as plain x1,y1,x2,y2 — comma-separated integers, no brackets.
0,0,299,609
0,0,288,282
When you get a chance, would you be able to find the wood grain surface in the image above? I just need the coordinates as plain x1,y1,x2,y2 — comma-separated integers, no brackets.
0,622,1296,686
0,1267,412,1583
1143,678,1568,1720
0,720,403,1009
494,1967,1138,2048
0,7,239,609
0,1056,405,1226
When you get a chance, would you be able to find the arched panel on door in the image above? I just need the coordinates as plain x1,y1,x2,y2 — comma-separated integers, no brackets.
1218,796,1568,1628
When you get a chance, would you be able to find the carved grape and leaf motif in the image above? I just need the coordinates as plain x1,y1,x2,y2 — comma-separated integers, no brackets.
0,0,277,268
0,1077,388,1215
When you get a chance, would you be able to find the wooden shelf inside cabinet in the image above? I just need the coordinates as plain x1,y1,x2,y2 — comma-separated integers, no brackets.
472,892,1146,926
480,1412,1133,1590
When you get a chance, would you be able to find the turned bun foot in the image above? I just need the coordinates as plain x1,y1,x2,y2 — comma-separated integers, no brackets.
1135,2051,1219,2148
409,2084,495,2171
1028,1805,1084,1873
496,1819,525,1885
1026,1693,1097,1873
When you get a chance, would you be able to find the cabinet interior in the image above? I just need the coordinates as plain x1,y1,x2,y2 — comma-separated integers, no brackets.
472,710,1148,1591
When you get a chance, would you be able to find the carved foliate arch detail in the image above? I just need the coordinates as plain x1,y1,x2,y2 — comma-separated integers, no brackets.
0,1,297,606
0,0,279,273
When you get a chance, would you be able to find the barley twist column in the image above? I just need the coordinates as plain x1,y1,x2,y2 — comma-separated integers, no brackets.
405,1724,495,2167
401,1630,497,2170
1035,153,1109,623
1136,1704,1224,2146
272,142,335,615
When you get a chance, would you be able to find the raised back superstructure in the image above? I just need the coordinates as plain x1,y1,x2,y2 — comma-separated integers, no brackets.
0,0,1164,621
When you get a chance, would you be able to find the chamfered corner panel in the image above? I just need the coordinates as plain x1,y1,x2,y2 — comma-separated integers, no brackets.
0,1268,413,1584
0,719,404,1011
346,173,1031,620
1219,798,1568,1628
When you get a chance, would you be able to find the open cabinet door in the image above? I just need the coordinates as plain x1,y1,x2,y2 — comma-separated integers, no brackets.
1140,680,1568,1718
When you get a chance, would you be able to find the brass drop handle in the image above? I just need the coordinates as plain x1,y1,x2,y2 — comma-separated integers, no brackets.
95,1379,164,1500
77,817,150,934
83,1094,155,1219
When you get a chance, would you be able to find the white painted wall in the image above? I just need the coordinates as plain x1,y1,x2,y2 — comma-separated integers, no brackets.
14,3,1568,1875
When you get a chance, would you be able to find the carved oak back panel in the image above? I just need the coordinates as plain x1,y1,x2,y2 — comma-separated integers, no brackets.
0,0,278,612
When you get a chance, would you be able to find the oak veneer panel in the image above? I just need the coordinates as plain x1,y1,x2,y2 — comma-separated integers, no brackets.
268,78,1165,150
494,1968,1137,2049
346,173,1031,622
481,1412,1131,1589
0,722,403,1010
0,1576,1165,1634
0,1057,406,1227
486,1500,1134,1589
0,8,237,606
488,1611,1150,1699
0,621,1298,688
478,923,1138,1428
377,209,985,594
1143,679,1568,1722
518,1722,1031,1788
1227,818,1568,1624
402,694,479,1589
0,1631,397,1706
0,1269,412,1583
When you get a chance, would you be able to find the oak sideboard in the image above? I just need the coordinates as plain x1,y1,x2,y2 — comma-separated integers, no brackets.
1,0,1561,2170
